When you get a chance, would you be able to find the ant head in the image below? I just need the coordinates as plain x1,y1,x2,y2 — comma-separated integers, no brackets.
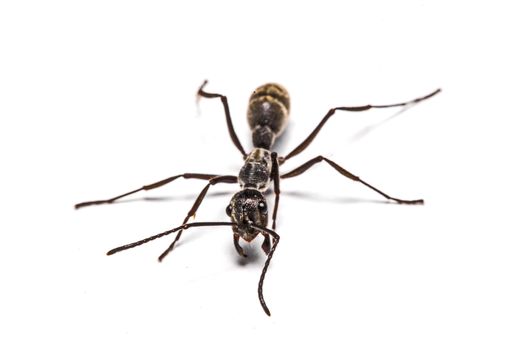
226,189,268,242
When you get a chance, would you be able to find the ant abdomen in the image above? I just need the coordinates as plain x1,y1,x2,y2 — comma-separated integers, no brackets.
248,83,290,149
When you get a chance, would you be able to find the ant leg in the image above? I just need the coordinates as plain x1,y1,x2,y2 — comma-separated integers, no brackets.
197,80,247,158
158,175,238,262
75,173,219,209
282,89,441,162
281,156,424,204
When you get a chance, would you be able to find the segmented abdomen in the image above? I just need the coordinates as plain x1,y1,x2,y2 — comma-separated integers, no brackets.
247,83,290,149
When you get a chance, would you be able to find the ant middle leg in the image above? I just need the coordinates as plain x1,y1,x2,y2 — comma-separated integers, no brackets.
197,80,247,158
281,156,424,205
281,89,441,162
75,173,220,209
157,175,238,262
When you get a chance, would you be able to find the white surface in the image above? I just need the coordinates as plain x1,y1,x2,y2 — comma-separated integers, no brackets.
1,1,524,349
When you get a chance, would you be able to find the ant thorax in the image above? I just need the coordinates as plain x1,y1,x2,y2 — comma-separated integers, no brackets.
238,148,272,192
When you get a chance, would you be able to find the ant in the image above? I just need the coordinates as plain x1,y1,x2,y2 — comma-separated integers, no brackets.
76,80,441,316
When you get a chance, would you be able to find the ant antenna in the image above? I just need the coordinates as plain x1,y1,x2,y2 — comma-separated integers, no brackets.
107,221,280,316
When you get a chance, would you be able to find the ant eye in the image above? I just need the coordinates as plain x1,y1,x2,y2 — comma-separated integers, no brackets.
226,204,232,216
258,202,267,212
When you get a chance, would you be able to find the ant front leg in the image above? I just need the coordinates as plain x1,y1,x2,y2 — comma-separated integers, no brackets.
157,175,238,262
197,80,247,158
281,156,424,205
282,89,441,162
75,173,220,209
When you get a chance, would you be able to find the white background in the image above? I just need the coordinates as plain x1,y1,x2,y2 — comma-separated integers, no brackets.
1,1,524,349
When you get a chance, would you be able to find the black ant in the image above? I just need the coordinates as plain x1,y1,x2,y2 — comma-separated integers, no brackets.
76,81,441,316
